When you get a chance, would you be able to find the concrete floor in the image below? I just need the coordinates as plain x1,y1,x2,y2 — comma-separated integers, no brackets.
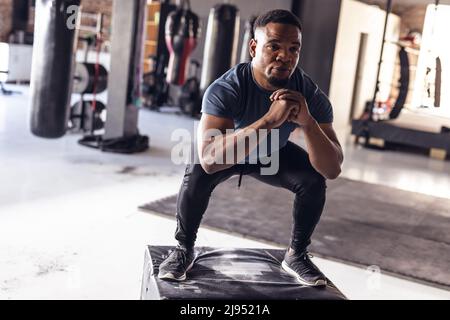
1,85,449,300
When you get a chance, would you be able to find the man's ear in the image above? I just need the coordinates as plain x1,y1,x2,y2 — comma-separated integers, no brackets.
249,39,257,58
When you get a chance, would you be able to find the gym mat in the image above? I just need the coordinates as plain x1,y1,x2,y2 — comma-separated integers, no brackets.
141,246,347,300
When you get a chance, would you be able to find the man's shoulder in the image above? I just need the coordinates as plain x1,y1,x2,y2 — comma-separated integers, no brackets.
218,62,251,84
208,62,251,94
202,64,252,118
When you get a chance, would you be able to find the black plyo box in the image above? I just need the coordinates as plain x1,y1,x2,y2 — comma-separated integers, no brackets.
141,246,347,300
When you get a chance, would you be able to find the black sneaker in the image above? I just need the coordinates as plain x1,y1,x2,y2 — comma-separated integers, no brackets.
158,246,196,281
281,249,327,287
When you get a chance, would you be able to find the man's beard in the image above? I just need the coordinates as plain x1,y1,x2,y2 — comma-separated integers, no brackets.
267,75,289,88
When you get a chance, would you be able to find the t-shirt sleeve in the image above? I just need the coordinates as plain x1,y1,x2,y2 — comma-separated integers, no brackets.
201,81,237,120
301,71,334,124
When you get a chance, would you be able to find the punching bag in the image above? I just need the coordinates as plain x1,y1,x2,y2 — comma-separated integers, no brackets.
12,0,30,33
165,1,200,86
200,4,240,91
239,15,256,63
30,0,80,138
435,56,441,108
389,47,410,120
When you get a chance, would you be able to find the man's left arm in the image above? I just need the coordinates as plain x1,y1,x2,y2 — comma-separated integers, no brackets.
271,89,343,180
302,119,343,180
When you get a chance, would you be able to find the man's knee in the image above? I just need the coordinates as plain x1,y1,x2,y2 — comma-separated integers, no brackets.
293,172,326,196
182,163,215,196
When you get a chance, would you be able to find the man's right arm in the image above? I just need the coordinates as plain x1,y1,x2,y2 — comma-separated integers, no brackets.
198,99,298,174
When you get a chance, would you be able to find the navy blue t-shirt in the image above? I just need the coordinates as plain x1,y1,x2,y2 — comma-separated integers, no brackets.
201,62,333,161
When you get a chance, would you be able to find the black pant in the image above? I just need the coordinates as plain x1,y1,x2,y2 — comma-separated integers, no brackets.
174,141,326,252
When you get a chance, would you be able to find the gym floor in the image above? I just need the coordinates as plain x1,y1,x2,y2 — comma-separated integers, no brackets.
1,85,449,299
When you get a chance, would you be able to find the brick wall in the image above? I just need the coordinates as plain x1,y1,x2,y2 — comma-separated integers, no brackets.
0,1,429,46
0,0,113,42
397,5,427,35
0,0,12,42
79,0,113,41
359,0,426,36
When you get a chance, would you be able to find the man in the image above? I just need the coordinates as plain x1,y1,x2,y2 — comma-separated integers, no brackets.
158,9,343,287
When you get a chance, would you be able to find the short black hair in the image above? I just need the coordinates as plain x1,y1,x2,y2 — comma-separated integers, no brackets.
253,9,302,36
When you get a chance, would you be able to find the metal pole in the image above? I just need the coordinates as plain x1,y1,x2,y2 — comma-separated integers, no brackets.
369,0,392,122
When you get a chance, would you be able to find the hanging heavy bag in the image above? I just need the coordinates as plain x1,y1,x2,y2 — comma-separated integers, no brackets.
179,60,201,116
389,47,410,120
165,0,200,86
239,15,256,64
30,0,80,138
200,3,240,91
435,56,441,108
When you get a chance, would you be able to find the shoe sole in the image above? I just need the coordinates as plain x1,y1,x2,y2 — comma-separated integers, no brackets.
281,261,327,287
158,255,196,282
